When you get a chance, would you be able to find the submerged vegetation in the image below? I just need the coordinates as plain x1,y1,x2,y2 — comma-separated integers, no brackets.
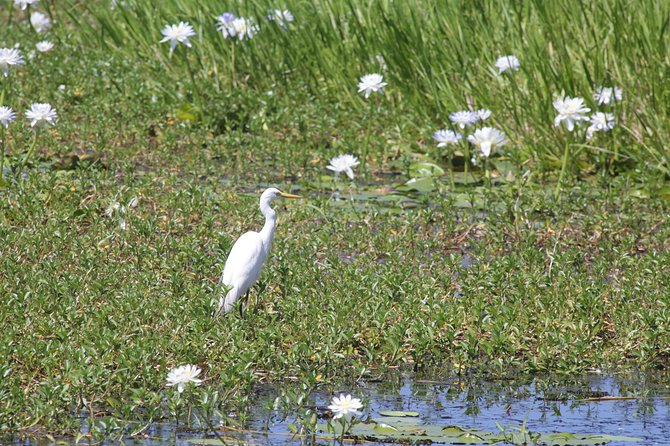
0,0,669,440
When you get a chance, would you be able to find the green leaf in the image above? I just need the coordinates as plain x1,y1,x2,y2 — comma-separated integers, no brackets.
398,176,436,193
176,103,201,122
409,162,445,178
629,189,650,199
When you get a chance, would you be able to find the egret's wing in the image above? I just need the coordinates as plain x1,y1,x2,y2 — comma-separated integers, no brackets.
221,231,265,292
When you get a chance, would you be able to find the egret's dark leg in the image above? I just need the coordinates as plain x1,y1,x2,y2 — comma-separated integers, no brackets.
239,290,250,318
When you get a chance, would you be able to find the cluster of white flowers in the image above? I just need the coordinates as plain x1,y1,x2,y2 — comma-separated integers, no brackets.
553,85,621,138
1,3,59,180
2,18,57,116
7,1,55,55
160,7,294,51
593,86,622,106
449,109,491,129
0,103,57,129
433,109,506,160
217,13,259,41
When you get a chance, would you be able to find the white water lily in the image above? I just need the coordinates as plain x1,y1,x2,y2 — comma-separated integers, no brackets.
553,96,590,131
373,54,387,71
105,196,138,230
433,129,462,147
25,103,57,127
449,111,478,129
0,106,16,128
30,11,51,33
160,22,196,52
357,73,387,98
593,86,622,105
495,55,519,73
467,127,507,157
586,112,616,139
0,48,24,77
328,394,363,420
476,109,491,121
220,17,258,41
166,364,202,393
14,0,39,10
268,9,294,28
327,154,359,179
217,12,237,38
35,40,54,52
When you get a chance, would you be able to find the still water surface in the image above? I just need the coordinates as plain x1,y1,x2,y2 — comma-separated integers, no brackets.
143,374,670,446
13,372,670,445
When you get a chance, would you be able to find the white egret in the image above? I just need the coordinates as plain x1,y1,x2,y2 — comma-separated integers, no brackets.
217,188,301,315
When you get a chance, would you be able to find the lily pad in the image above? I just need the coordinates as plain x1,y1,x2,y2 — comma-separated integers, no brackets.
398,176,436,193
410,162,445,178
537,432,642,445
378,410,420,417
373,416,422,426
315,417,642,445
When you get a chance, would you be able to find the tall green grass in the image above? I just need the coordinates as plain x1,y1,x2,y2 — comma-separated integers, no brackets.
62,0,670,176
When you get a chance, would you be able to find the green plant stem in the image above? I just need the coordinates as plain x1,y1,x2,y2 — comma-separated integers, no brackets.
555,140,570,198
0,126,6,182
231,43,236,89
26,4,37,33
361,99,374,172
464,143,470,186
18,131,39,177
193,405,229,446
448,150,455,190
183,50,201,104
7,0,14,27
0,88,5,179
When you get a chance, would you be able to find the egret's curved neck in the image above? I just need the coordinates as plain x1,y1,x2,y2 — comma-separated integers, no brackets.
259,196,277,249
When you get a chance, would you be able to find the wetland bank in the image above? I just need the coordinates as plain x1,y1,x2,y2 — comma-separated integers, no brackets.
1,0,670,444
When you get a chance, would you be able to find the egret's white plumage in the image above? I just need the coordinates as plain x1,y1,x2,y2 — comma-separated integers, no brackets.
217,188,300,315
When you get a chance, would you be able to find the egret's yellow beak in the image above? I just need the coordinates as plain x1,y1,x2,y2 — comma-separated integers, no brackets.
278,191,302,199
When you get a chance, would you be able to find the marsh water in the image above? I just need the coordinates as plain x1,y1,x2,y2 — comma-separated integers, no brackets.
234,373,670,445
12,372,670,445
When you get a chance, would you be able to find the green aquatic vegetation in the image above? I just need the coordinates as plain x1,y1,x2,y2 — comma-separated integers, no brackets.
303,412,644,445
62,0,670,176
1,0,670,440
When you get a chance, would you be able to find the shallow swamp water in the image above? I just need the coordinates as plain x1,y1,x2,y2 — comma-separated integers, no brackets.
10,372,670,445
